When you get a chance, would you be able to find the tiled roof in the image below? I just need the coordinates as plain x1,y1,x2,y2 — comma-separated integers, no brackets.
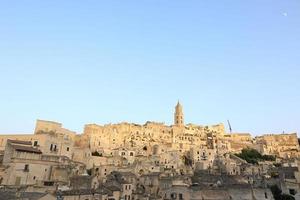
60,189,94,196
59,188,110,196
7,139,32,145
11,144,42,154
0,191,46,200
119,171,136,177
105,185,121,191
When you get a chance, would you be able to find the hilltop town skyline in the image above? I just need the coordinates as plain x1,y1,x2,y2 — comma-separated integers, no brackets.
0,101,298,137
0,102,299,199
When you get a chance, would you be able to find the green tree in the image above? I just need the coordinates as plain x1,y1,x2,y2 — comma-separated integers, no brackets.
91,151,102,156
235,148,275,164
282,194,295,200
270,185,295,200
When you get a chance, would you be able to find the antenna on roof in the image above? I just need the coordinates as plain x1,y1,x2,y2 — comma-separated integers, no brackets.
227,120,232,133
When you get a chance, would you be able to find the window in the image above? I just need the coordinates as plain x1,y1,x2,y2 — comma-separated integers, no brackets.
179,193,183,199
33,141,38,146
170,193,177,199
33,176,36,180
130,152,134,156
24,164,29,172
50,144,53,151
53,145,57,151
44,181,54,186
289,189,296,195
66,147,69,151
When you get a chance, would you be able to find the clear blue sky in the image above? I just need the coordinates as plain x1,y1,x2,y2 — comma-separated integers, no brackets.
0,1,300,135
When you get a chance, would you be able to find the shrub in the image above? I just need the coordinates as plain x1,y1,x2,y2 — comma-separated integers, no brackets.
270,185,295,200
91,151,102,156
235,148,275,164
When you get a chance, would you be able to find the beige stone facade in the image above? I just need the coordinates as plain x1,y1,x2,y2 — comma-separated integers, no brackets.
0,102,299,199
254,133,300,158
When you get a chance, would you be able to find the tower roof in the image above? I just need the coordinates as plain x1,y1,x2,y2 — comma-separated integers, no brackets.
176,100,182,108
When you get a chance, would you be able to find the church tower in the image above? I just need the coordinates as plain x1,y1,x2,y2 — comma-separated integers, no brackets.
174,101,184,127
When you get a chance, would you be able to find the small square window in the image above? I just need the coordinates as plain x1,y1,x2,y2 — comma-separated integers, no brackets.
24,164,29,172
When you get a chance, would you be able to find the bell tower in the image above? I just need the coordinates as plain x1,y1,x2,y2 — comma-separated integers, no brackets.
174,101,184,127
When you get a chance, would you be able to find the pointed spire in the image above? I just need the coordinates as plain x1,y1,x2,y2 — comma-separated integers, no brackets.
176,100,182,109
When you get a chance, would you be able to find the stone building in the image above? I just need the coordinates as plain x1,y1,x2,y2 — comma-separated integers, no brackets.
255,133,300,158
0,139,85,188
0,102,299,199
0,120,76,159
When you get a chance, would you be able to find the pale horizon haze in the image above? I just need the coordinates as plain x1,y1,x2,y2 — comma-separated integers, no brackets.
0,1,300,136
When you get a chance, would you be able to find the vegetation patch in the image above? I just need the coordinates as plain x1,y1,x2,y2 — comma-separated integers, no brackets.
270,184,295,200
235,148,275,164
91,151,102,157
